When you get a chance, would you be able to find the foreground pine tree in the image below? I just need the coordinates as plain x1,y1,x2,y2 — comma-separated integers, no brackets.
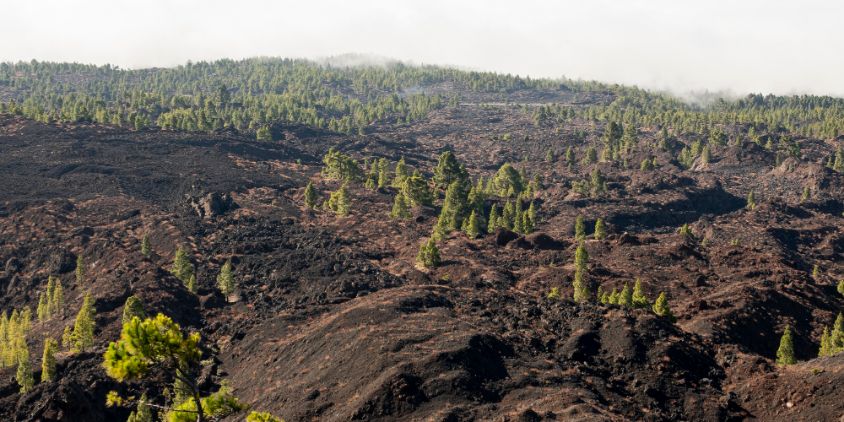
104,313,244,422
776,326,796,365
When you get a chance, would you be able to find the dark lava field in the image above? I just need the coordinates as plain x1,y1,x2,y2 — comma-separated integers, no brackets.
0,63,843,421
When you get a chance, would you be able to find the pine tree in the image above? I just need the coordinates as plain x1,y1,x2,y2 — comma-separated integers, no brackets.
746,191,756,210
303,182,318,209
618,283,632,307
838,279,844,297
574,215,586,241
127,393,154,422
75,255,85,285
487,204,499,234
71,293,96,353
594,218,606,240
572,243,590,302
436,181,470,236
608,289,619,305
141,233,151,257
678,223,693,238
390,193,411,219
819,327,832,357
217,259,236,299
547,287,561,300
37,292,49,322
416,238,441,269
464,210,481,239
186,274,197,294
631,278,648,308
41,338,57,383
15,342,33,393
326,183,351,216
377,158,389,189
801,186,810,203
433,151,468,190
45,276,55,316
776,326,796,365
256,125,271,141
812,264,820,279
171,246,194,284
51,278,64,318
393,156,408,187
652,292,674,319
122,296,146,324
62,326,73,350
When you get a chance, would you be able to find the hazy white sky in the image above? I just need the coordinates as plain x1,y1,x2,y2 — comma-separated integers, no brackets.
4,0,844,96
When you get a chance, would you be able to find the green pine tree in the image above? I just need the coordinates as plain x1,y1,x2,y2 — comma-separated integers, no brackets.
51,278,64,318
594,218,606,240
746,191,756,210
572,243,590,302
326,183,351,216
61,326,73,350
217,259,236,299
15,342,34,393
127,393,154,422
487,204,500,234
141,233,151,257
416,238,441,269
776,325,796,365
41,338,57,383
838,279,844,297
390,193,411,220
547,287,561,300
36,292,49,322
575,215,585,241
631,278,649,308
303,182,318,209
819,327,832,357
71,293,96,353
652,292,674,320
618,283,632,307
122,296,146,324
171,246,194,284
75,255,85,285
464,210,481,239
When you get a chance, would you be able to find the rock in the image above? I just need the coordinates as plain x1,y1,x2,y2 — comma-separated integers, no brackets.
494,228,519,246
524,232,565,250
190,192,238,218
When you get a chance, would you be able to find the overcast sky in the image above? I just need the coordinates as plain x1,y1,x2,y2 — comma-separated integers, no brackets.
4,0,844,96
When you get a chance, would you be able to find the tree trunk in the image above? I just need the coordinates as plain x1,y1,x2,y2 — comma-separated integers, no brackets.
193,390,205,422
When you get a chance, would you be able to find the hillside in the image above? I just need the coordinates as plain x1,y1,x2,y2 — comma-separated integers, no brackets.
0,59,842,421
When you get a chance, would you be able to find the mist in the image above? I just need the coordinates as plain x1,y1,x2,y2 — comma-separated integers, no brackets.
5,0,844,97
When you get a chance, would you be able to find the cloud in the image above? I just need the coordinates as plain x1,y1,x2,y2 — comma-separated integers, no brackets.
3,0,844,96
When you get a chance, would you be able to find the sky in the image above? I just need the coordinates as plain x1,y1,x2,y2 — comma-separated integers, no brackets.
4,0,844,97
